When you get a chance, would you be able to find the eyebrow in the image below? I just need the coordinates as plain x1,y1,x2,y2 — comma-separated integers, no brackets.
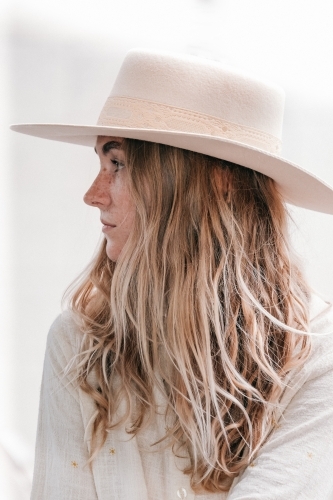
94,140,123,155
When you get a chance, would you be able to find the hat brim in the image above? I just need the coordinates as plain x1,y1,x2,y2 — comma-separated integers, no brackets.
10,123,333,214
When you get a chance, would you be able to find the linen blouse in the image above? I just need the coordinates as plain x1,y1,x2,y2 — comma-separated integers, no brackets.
31,294,333,500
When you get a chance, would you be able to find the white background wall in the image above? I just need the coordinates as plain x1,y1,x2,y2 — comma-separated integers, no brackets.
1,1,333,497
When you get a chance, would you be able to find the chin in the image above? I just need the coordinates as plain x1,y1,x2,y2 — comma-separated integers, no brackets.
105,241,121,262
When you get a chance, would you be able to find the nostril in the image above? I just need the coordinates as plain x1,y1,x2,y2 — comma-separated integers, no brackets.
83,190,95,207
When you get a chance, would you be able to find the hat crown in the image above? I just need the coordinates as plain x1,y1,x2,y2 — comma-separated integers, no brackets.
10,48,333,214
98,49,285,151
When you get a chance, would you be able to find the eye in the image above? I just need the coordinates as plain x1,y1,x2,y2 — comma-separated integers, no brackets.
111,159,125,172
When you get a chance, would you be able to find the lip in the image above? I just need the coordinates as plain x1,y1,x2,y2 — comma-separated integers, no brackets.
101,219,116,232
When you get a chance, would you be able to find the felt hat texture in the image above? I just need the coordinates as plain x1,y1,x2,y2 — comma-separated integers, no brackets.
10,48,333,214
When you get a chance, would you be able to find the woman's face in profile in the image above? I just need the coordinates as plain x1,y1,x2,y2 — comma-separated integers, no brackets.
84,136,136,261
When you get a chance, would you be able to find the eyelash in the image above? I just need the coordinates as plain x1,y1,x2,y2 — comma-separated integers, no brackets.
111,159,125,172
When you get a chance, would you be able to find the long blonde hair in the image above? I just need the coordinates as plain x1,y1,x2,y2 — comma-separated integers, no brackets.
69,139,310,493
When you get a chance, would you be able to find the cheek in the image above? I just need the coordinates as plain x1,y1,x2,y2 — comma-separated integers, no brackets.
105,189,136,261
117,189,136,227
120,202,136,234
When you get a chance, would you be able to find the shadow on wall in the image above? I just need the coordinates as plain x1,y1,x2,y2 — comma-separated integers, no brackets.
3,23,126,496
0,433,32,500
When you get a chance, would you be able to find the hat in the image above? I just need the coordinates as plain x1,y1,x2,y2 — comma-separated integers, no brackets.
10,48,333,214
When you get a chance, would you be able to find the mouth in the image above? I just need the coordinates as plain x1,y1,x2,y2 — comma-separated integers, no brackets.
101,219,116,231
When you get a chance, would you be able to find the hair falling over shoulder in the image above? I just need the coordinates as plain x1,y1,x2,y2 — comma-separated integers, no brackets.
68,139,311,493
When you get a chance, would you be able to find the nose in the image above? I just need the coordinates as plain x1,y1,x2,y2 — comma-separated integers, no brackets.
83,170,111,208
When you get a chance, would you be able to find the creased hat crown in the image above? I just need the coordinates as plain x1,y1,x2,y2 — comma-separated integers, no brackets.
10,48,333,214
98,49,285,154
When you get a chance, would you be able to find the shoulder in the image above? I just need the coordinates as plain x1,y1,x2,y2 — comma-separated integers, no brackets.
45,310,83,370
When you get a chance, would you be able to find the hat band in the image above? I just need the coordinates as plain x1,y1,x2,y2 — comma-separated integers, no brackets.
97,96,282,154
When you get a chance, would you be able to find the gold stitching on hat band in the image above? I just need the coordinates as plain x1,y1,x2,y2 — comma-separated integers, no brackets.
97,96,282,154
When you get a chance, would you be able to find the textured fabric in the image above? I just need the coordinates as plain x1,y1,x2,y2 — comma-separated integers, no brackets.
97,96,282,153
31,294,333,499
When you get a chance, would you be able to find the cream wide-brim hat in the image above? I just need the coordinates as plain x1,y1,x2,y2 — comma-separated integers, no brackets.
11,48,333,214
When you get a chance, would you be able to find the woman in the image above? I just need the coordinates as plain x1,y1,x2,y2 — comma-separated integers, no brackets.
11,49,333,499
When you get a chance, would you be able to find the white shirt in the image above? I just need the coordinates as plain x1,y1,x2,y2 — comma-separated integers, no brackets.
31,294,333,499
